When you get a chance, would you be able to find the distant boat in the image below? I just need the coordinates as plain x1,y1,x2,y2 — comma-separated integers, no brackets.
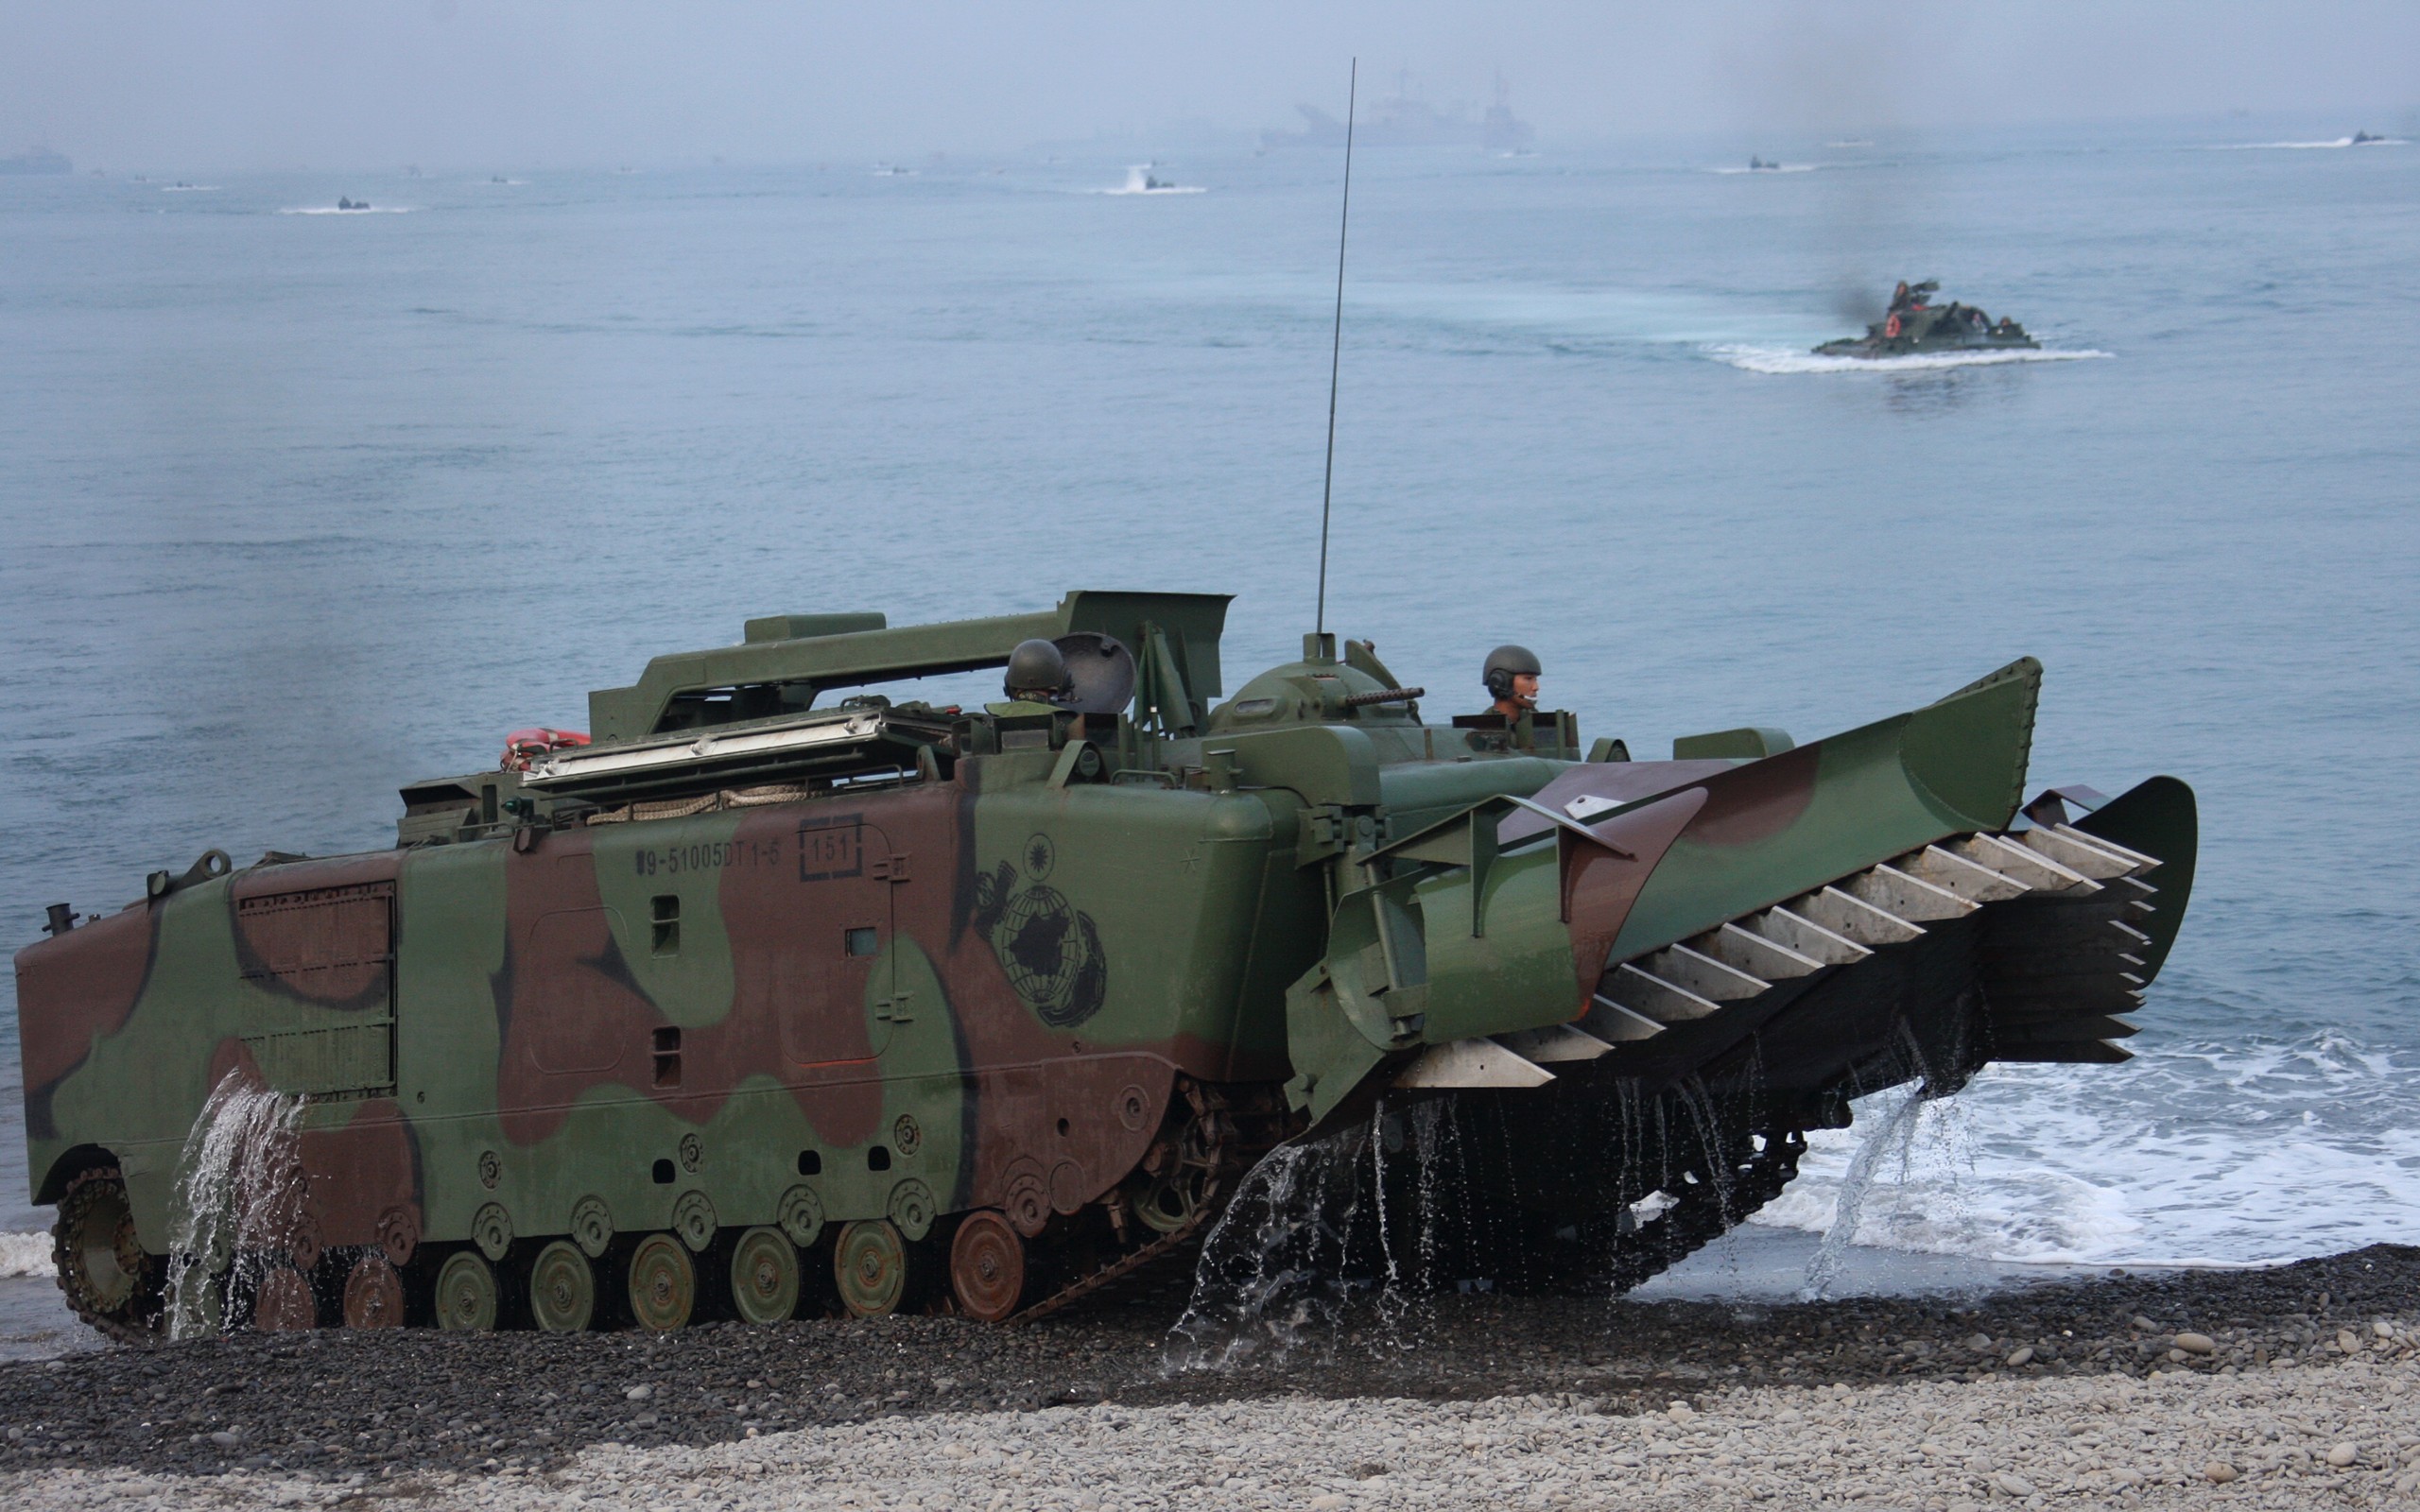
0,146,72,176
337,197,371,211
1747,156,1781,171
1109,163,1204,196
2351,130,2384,146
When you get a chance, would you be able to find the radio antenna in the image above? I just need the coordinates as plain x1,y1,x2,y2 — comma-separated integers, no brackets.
1314,58,1357,641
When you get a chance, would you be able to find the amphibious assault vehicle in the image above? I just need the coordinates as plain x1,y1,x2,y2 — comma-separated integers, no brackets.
19,592,2195,1339
1816,280,2039,358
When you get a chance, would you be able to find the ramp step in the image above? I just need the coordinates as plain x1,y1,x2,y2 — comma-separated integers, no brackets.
1990,999,2145,1023
1582,993,1669,1042
1993,1040,2134,1065
1638,942,1771,1002
2019,827,2141,880
2052,823,2161,872
1843,864,1979,923
1791,885,1926,946
1948,833,2100,894
1986,964,2148,989
1980,917,2151,954
1896,844,2032,903
1689,921,1826,982
1740,906,1872,966
1993,1014,2140,1044
1395,1039,1555,1090
1989,985,2147,1015
1495,1024,1616,1063
1601,963,1727,1022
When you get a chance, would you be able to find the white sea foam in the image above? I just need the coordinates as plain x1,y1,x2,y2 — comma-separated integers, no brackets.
2206,137,2408,150
1710,163,1821,175
1102,165,1206,196
1754,1030,2420,1268
1712,343,2113,374
161,184,218,193
279,205,414,215
0,1231,51,1278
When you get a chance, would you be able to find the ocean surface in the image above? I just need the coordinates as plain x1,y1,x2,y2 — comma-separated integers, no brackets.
4,118,2416,1289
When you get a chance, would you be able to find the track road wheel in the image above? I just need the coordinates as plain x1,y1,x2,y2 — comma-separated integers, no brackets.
53,1166,160,1342
833,1219,907,1318
434,1250,500,1331
627,1233,696,1332
948,1211,1026,1323
251,1263,317,1331
343,1253,404,1328
528,1240,596,1333
728,1227,801,1325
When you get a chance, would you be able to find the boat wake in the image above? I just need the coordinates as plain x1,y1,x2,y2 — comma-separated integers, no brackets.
2208,137,2407,150
1102,165,1205,196
279,205,414,215
1710,163,1822,175
1712,344,2112,375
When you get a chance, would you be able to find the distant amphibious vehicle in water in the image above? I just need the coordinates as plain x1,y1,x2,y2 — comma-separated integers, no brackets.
1816,280,2039,358
20,593,2195,1339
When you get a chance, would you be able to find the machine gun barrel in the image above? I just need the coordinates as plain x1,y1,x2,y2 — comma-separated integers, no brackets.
1340,685,1424,708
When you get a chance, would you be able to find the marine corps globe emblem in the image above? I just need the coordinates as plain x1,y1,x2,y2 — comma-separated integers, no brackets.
973,843,1106,1029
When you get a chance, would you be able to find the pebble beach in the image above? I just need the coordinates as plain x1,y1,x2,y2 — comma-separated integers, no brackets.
2,1246,2414,1509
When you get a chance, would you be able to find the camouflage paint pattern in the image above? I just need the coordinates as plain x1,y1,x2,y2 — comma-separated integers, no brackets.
16,593,2196,1323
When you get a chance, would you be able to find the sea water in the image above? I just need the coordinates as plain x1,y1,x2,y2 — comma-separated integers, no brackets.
2,117,2415,1281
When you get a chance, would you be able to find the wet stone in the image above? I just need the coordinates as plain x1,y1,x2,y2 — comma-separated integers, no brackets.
0,1243,2416,1482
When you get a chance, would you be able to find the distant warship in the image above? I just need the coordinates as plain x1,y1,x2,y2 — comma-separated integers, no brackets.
0,146,72,176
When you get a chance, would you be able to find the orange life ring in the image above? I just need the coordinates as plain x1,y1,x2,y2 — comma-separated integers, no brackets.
1884,313,1902,339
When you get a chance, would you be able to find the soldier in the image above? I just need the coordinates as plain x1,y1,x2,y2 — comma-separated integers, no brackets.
988,638,1072,716
1483,644,1542,713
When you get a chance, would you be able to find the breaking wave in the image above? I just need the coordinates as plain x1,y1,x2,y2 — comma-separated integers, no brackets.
1711,344,2113,374
0,1231,51,1278
1754,1030,2420,1268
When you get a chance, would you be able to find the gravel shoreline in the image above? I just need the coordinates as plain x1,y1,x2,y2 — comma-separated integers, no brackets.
0,1245,2412,1506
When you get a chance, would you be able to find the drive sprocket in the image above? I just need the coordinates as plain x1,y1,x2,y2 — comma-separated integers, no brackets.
53,1165,164,1344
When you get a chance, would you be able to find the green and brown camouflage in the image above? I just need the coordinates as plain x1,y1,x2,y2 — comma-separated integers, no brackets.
1815,280,2040,358
17,590,2196,1336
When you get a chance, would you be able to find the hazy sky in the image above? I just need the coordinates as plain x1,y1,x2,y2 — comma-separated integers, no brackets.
6,1,2414,170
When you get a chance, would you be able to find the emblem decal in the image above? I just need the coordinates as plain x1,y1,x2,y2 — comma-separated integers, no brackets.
973,848,1107,1029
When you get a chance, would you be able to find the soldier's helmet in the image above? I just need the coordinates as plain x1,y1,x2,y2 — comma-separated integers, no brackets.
1483,644,1543,700
1004,638,1072,702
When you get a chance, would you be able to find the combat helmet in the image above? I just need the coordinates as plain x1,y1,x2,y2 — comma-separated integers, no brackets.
1483,644,1542,701
1004,638,1071,702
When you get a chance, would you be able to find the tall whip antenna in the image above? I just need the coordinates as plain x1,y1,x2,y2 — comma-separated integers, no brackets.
1314,58,1357,639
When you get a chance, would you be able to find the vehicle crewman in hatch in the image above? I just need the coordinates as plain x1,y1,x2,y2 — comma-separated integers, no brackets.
988,638,1073,717
1482,644,1545,749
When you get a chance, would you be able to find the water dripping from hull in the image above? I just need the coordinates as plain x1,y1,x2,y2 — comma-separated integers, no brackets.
163,1071,307,1339
1167,1118,1373,1367
1797,1083,1924,1301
